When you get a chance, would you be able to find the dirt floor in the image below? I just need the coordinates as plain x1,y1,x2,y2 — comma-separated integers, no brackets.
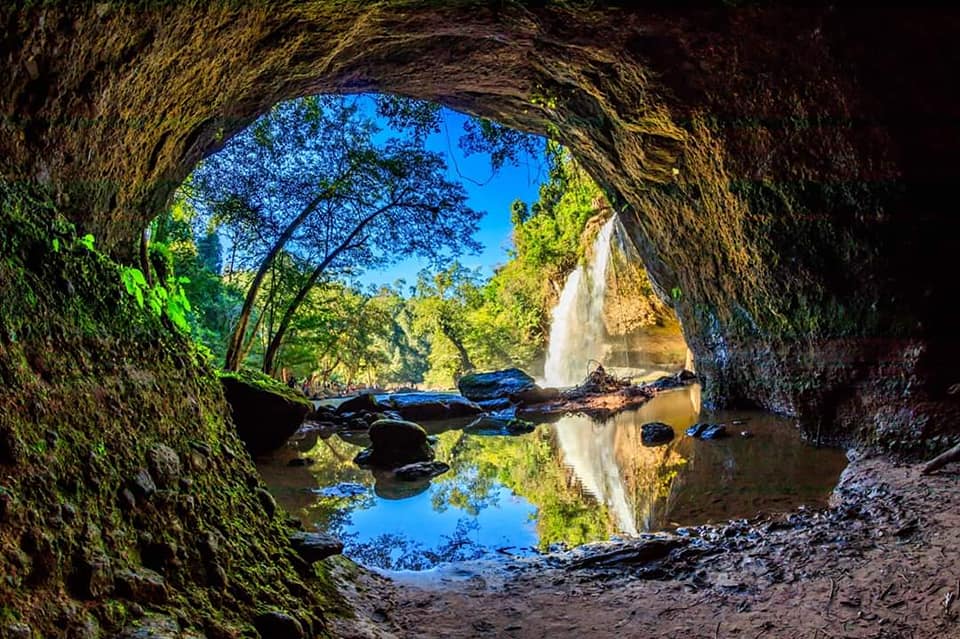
330,452,960,639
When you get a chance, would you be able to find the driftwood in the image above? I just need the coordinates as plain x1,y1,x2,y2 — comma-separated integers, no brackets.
921,442,960,475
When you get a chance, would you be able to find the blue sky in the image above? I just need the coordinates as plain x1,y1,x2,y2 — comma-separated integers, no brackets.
357,107,548,291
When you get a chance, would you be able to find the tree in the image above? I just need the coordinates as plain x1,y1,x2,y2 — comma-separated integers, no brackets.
188,95,483,373
410,264,484,384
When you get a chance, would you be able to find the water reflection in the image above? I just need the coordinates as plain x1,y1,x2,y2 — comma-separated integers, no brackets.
256,386,847,571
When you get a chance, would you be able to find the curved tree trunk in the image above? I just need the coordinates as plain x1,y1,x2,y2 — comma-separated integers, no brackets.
260,198,400,375
439,317,474,377
223,179,350,371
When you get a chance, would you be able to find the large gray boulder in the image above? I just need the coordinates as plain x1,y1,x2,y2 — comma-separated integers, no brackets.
457,368,538,402
375,392,482,421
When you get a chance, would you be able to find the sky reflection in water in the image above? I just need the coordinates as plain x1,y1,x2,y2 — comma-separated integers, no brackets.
256,386,847,571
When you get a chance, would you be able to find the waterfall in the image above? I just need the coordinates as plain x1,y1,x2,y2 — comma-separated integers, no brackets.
543,215,618,387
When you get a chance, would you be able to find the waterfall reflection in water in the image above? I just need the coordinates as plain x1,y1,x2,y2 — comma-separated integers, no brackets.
257,386,846,571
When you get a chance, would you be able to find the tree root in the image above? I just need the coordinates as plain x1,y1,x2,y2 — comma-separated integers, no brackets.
921,442,960,475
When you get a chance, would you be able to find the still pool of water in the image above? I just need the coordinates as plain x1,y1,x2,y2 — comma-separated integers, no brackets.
256,386,848,572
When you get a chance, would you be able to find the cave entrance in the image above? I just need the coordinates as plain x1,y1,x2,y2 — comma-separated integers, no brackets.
171,92,845,573
161,92,688,389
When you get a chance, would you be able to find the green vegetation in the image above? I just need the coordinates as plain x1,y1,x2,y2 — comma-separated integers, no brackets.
0,181,340,636
149,96,670,390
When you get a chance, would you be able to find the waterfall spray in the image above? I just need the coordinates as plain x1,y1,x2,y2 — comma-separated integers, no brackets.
543,215,618,387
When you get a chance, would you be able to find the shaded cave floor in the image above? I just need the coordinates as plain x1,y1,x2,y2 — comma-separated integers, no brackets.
330,455,960,639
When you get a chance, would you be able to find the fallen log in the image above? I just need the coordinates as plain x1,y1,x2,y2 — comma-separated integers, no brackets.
921,442,960,475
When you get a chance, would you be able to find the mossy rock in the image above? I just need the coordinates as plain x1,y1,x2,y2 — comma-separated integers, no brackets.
353,419,434,468
218,370,312,455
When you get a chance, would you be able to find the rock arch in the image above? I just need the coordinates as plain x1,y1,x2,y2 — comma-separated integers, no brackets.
4,3,960,442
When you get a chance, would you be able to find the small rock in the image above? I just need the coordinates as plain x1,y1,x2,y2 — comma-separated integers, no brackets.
685,423,710,438
117,614,181,639
458,368,538,402
115,568,168,604
119,488,137,512
394,461,450,482
72,553,113,599
146,444,181,489
0,426,21,465
739,430,753,438
61,501,77,522
199,531,220,561
286,457,314,467
253,612,305,639
335,393,378,416
205,562,229,588
641,422,675,446
510,386,561,406
4,623,32,639
0,489,12,523
289,531,344,563
256,487,278,519
186,451,208,472
686,423,728,439
129,469,157,499
701,424,728,440
356,419,435,467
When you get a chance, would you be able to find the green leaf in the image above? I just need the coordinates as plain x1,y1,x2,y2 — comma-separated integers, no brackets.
51,238,60,253
78,234,95,251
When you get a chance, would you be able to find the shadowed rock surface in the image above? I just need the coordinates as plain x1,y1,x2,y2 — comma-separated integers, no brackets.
219,371,312,455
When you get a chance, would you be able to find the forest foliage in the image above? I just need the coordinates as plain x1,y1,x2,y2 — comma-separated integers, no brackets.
152,95,670,390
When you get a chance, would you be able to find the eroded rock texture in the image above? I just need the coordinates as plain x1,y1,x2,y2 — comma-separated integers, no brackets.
2,6,959,442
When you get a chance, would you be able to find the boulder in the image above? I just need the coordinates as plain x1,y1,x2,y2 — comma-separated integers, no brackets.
641,422,675,446
354,419,435,468
458,368,538,402
465,408,536,436
335,393,378,415
289,531,344,563
510,386,561,406
394,461,450,482
375,392,482,421
219,370,312,455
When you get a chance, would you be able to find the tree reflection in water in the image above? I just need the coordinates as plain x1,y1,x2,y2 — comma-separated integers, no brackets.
259,386,847,571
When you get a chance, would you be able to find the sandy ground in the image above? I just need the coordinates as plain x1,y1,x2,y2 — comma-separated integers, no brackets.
330,452,960,639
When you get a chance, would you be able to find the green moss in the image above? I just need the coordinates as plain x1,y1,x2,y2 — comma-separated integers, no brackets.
217,369,313,411
0,182,342,637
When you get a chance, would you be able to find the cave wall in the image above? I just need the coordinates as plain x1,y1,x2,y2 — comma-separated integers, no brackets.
3,4,960,441
0,187,339,637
